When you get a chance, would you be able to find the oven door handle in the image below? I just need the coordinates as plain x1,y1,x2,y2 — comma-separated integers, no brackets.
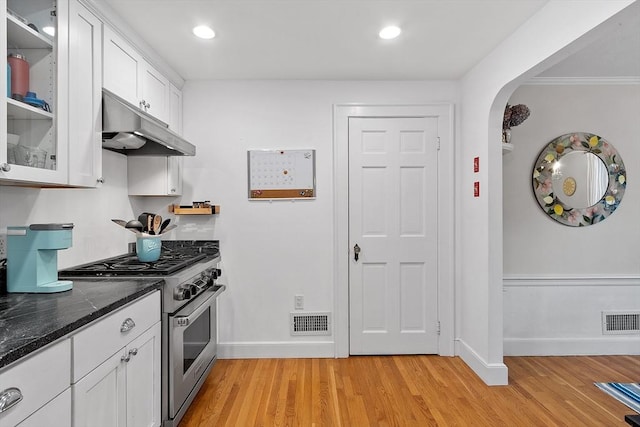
173,285,226,327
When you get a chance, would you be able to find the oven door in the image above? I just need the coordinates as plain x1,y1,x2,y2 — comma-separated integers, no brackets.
168,285,225,417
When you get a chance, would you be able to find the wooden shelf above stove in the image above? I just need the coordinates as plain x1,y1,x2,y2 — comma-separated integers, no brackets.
168,204,221,215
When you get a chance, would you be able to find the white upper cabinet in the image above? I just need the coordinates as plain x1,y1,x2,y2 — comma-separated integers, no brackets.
168,82,182,135
67,0,103,187
141,62,170,124
128,156,182,196
1,0,104,188
103,25,170,124
103,25,141,108
1,0,67,185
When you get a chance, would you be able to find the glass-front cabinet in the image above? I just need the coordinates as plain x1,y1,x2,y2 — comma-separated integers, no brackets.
1,0,67,185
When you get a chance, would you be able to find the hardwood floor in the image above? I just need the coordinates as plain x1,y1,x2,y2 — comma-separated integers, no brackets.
180,355,640,426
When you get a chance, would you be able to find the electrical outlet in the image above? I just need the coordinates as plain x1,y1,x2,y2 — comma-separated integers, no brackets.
295,294,304,310
0,234,6,259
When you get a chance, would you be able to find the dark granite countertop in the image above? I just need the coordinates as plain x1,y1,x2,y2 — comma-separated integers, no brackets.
0,278,163,370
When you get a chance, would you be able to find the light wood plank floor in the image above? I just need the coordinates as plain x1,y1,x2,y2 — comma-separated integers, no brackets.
180,355,640,426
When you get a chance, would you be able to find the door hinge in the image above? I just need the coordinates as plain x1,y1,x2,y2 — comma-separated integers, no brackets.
436,321,441,335
436,137,441,151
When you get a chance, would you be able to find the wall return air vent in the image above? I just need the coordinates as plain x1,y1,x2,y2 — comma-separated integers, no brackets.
602,311,640,335
290,312,331,336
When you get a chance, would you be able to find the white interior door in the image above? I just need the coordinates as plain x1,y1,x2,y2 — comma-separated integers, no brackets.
349,117,439,355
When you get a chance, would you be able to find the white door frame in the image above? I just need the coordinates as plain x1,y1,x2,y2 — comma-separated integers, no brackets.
333,104,455,357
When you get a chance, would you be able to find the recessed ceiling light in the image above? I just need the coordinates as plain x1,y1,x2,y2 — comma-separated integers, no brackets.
193,25,215,39
379,26,401,40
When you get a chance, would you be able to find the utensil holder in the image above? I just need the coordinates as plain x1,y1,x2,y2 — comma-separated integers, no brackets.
136,237,161,262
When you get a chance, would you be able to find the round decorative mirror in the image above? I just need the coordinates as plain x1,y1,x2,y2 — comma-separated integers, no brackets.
532,132,626,226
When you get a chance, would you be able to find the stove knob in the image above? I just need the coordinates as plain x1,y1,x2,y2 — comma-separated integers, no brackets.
189,284,198,295
212,268,222,279
174,287,192,301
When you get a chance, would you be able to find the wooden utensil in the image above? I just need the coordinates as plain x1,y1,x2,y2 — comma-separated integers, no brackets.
153,215,162,234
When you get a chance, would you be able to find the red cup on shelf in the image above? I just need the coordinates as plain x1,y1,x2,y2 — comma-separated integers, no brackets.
8,53,29,100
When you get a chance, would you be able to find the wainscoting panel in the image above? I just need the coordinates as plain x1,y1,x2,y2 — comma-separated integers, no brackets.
503,275,640,356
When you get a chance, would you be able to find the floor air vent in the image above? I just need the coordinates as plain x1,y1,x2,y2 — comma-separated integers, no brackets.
602,311,640,335
290,312,331,336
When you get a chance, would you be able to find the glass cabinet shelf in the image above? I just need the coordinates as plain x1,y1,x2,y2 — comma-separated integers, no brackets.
7,97,53,120
7,14,54,49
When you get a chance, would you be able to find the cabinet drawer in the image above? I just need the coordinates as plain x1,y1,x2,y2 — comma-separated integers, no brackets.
0,339,70,427
72,291,160,382
17,389,71,427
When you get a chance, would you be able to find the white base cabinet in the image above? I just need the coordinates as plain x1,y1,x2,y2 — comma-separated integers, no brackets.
0,339,71,427
72,291,161,427
0,291,161,427
16,389,71,427
72,322,161,427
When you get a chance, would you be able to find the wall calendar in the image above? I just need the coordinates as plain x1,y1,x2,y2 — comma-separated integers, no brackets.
247,149,316,199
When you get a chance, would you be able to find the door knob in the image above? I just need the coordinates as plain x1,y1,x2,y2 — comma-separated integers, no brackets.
354,244,361,262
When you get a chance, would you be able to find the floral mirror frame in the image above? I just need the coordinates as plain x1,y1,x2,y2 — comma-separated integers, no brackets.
532,132,626,227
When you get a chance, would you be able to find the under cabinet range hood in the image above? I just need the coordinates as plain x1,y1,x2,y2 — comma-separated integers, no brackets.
102,88,196,156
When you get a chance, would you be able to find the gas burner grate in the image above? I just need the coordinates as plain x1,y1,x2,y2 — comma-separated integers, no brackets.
59,240,219,277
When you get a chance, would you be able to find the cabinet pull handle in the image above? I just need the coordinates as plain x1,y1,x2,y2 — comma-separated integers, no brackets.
121,348,139,363
0,387,23,413
120,318,136,333
0,163,11,172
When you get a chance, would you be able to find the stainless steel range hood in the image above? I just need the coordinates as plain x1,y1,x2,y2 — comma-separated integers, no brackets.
102,88,196,156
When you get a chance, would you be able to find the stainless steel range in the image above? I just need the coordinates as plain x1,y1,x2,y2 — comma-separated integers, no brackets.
59,240,225,427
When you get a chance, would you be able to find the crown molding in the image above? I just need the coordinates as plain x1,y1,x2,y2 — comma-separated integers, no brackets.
525,76,640,85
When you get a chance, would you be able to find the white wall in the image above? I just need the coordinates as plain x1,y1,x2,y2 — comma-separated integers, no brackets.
503,84,640,355
458,0,637,385
180,80,458,358
0,150,136,268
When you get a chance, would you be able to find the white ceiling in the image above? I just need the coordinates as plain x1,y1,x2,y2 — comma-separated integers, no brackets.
98,0,639,81
98,0,550,80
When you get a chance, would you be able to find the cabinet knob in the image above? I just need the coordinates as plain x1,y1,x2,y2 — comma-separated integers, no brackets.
96,177,104,184
0,387,23,413
0,163,11,172
120,317,136,333
121,348,138,363
139,100,145,109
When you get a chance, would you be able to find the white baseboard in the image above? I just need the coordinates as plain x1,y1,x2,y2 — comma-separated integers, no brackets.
504,337,640,356
456,340,508,386
218,341,335,359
